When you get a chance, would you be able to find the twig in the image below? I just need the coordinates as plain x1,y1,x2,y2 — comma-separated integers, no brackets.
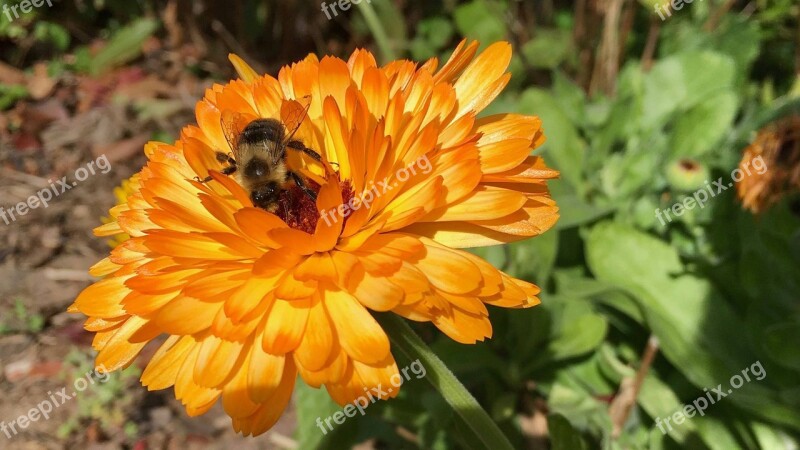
796,2,800,78
609,335,660,438
268,432,298,449
44,268,96,282
641,17,661,72
703,0,737,32
590,0,625,96
0,167,48,186
211,20,265,75
618,1,636,63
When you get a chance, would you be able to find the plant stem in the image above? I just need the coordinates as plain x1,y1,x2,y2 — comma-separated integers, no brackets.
356,2,397,62
376,313,515,450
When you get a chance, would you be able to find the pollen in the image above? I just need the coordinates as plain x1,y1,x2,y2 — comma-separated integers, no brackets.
275,181,321,234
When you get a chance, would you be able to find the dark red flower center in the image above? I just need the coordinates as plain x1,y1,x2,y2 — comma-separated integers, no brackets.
274,178,354,234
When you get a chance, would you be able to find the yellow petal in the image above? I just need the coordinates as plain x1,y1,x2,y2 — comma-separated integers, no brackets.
229,54,260,83
324,289,390,364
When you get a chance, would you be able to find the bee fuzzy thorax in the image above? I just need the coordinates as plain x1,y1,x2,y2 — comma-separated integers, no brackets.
212,103,322,223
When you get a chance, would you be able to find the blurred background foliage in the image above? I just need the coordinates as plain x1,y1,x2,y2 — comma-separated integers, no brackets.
2,0,799,449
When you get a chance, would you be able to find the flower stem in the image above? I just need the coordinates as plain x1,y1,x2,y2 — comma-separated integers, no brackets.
377,313,515,450
356,2,397,62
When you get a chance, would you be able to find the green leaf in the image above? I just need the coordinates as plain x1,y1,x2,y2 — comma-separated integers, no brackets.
453,0,507,46
597,344,636,384
294,382,341,449
642,51,736,129
509,227,558,283
761,322,800,371
670,91,738,158
410,16,454,60
547,380,612,434
376,314,515,450
751,422,797,449
552,193,615,230
89,18,159,76
585,221,800,431
637,374,697,444
552,72,586,125
548,414,589,450
711,17,760,83
518,88,586,190
541,301,608,365
553,269,616,299
693,416,742,450
549,311,608,362
521,29,573,69
0,84,28,110
599,147,662,200
33,22,71,50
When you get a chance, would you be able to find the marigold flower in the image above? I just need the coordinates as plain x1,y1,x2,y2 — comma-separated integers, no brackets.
737,115,800,213
70,40,559,436
101,174,141,247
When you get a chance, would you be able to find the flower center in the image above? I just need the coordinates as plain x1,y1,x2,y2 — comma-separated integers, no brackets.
274,178,355,234
275,181,321,234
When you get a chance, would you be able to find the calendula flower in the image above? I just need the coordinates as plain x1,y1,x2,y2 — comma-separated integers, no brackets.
70,40,559,436
737,115,800,213
100,174,141,247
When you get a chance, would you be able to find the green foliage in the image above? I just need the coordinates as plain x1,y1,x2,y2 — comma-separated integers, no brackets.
57,349,141,440
410,17,454,60
312,1,800,449
294,383,342,449
454,0,507,45
0,84,28,110
87,18,159,75
0,299,45,334
33,21,70,51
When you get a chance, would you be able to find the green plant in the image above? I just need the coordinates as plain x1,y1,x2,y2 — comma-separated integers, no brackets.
57,349,141,440
3,299,46,333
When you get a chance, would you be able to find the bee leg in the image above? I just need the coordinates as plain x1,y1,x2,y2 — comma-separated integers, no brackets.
287,140,322,161
216,151,237,165
195,165,237,184
287,140,340,168
288,171,318,201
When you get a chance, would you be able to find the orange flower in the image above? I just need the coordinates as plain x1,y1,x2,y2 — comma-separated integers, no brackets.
737,115,800,213
100,174,141,247
70,40,559,436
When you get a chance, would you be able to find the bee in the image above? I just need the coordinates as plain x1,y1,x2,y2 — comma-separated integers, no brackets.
198,97,322,212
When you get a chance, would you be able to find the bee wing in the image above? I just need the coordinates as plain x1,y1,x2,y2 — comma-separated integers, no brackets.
220,110,252,160
280,95,312,146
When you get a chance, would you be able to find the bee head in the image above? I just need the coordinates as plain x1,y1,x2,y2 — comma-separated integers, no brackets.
251,181,281,209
